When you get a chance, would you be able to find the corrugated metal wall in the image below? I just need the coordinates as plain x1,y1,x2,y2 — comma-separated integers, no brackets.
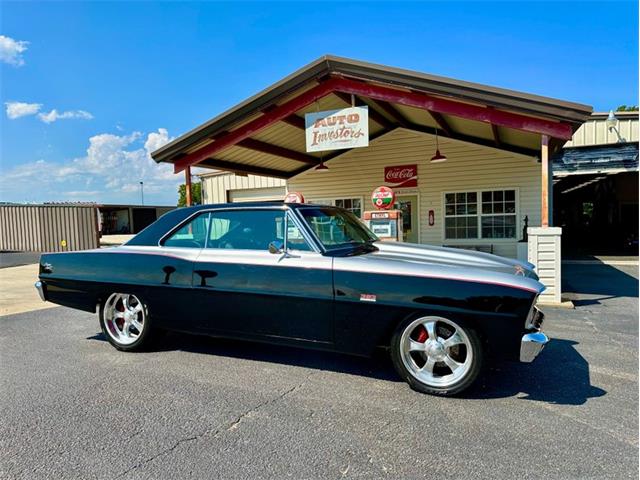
0,205,99,252
201,172,287,204
565,113,639,147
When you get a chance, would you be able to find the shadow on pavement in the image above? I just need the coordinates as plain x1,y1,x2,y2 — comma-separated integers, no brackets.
87,331,401,382
88,332,605,404
466,338,606,405
563,262,639,306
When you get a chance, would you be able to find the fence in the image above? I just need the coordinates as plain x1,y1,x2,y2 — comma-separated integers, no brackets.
0,205,99,252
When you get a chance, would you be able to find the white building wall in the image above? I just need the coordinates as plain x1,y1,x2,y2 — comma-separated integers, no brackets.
201,172,286,204
289,129,541,258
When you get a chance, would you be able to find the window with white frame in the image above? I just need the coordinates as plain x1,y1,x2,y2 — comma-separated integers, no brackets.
311,198,362,218
335,198,362,217
444,189,517,240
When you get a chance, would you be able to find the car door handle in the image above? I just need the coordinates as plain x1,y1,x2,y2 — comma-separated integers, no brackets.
194,269,218,287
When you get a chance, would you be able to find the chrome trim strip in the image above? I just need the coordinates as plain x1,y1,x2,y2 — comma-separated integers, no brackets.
194,248,332,270
520,330,549,362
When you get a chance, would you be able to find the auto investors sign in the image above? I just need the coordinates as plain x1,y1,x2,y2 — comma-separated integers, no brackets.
305,106,369,153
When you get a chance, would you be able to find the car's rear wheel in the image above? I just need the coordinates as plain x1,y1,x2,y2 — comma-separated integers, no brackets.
390,315,483,396
100,293,153,351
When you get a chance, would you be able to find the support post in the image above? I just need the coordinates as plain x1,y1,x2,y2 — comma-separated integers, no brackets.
530,134,562,304
541,135,550,227
185,166,192,206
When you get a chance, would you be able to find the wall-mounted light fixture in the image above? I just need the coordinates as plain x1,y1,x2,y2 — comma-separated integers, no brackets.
606,110,618,130
606,110,626,143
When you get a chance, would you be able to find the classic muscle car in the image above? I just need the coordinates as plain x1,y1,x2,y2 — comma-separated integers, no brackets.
35,202,548,396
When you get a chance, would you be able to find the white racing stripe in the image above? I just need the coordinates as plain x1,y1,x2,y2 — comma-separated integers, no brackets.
100,245,542,293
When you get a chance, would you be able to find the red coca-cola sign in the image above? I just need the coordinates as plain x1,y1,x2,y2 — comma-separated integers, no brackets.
384,164,418,188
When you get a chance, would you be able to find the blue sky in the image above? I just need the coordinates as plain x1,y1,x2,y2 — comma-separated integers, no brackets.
1,1,637,205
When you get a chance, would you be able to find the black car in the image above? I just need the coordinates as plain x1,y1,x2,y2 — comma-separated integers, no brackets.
35,202,548,396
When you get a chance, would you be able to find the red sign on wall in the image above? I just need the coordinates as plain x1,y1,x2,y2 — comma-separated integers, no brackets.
384,164,418,188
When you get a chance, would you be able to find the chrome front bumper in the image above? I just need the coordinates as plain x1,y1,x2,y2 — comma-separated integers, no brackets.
34,281,46,302
520,330,549,362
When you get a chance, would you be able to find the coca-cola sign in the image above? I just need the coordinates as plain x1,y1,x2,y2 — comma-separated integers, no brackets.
384,164,418,188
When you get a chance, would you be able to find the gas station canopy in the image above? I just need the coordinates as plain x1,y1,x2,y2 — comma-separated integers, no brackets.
151,55,592,178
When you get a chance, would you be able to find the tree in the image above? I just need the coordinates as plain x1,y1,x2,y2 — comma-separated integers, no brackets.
177,181,202,207
616,105,639,112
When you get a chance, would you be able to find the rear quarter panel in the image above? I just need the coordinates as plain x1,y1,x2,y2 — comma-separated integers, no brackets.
39,248,196,328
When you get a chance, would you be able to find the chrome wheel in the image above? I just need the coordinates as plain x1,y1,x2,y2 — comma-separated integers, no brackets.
103,293,145,346
399,316,473,388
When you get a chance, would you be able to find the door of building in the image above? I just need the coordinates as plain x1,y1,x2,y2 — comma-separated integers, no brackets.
395,195,419,243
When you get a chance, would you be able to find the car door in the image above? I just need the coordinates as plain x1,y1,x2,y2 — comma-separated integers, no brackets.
150,211,209,331
191,207,334,344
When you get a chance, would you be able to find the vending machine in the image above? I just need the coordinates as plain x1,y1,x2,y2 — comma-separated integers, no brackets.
363,186,404,242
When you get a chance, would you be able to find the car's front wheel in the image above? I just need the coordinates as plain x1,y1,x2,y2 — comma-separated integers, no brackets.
99,293,153,351
390,315,483,396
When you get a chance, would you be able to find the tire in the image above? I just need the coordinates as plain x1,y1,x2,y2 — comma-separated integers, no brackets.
390,315,483,396
99,292,155,352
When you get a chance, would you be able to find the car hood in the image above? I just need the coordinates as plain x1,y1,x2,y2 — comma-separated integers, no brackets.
335,241,544,295
372,241,537,279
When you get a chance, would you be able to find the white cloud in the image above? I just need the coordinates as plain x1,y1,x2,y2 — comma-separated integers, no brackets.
0,129,183,205
144,128,171,154
5,101,41,119
38,109,94,124
0,35,28,66
5,102,94,123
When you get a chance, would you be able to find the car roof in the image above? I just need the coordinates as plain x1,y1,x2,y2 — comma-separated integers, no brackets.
125,201,331,246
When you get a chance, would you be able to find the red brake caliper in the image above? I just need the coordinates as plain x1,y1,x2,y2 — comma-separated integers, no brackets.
415,325,428,343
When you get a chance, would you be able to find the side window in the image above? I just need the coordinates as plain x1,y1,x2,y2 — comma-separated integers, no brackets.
164,213,210,248
205,209,311,251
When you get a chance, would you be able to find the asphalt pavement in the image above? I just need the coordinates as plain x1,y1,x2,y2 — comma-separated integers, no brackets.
0,252,42,269
1,265,637,479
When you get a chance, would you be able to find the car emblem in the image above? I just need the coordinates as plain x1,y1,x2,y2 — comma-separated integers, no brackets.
514,265,525,276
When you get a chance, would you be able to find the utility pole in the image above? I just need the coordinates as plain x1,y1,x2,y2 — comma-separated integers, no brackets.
140,181,144,205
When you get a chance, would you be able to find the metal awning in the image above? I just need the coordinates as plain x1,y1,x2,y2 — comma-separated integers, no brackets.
553,142,639,177
151,55,593,179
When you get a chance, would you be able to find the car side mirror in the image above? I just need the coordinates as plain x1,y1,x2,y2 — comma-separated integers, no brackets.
268,240,284,254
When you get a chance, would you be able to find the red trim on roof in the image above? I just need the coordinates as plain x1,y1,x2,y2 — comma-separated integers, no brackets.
173,77,574,173
331,77,574,140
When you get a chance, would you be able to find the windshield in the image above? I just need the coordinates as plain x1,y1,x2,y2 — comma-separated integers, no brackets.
298,206,378,250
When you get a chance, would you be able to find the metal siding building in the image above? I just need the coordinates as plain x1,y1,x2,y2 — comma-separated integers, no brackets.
553,112,639,254
0,204,99,252
564,111,639,147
